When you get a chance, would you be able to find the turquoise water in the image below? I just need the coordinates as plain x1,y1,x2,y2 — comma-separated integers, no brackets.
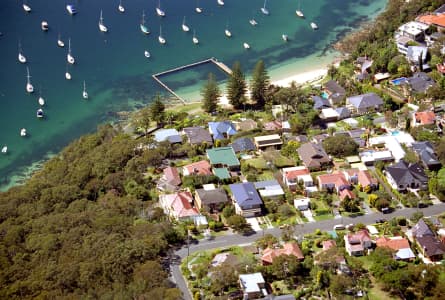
0,0,387,190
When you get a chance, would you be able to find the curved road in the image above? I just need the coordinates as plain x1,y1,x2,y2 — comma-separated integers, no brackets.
171,203,445,300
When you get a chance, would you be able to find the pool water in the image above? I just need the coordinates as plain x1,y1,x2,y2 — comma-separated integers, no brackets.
391,77,407,85
321,91,329,99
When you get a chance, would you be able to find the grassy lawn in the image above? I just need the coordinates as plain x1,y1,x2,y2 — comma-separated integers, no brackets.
245,157,268,169
368,280,396,300
313,214,334,221
257,170,275,181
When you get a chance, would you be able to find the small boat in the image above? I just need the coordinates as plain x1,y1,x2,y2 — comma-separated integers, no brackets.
225,29,231,37
23,2,31,13
99,10,108,32
1,146,7,154
282,34,288,41
38,96,45,106
57,33,65,47
243,42,250,49
66,4,77,15
182,16,190,32
26,67,34,93
82,81,88,99
192,30,199,44
158,26,166,44
311,22,318,30
41,21,49,31
65,72,71,80
217,0,224,6
140,11,149,34
20,128,27,137
118,0,125,13
249,19,258,26
156,0,165,17
18,51,27,64
144,50,150,58
67,38,75,64
296,0,304,18
195,0,202,13
261,0,269,15
36,108,44,118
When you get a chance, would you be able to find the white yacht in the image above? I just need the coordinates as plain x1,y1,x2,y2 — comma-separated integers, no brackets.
310,22,318,30
243,42,250,49
83,81,88,99
57,33,65,47
36,108,44,118
249,19,258,26
66,4,77,15
20,128,27,137
156,0,165,17
261,0,269,15
140,11,149,34
192,30,199,44
1,146,7,154
38,96,45,106
158,26,166,44
118,0,125,13
195,0,202,13
23,2,31,13
217,0,224,6
282,34,288,41
296,0,304,18
41,21,49,31
144,50,151,58
65,65,72,80
18,42,27,64
225,29,231,37
182,16,190,32
67,38,75,64
26,67,34,93
99,10,108,32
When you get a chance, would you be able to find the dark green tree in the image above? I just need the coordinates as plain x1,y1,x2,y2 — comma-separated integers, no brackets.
322,135,359,157
251,60,270,109
150,94,166,126
227,61,247,109
201,73,220,113
133,106,152,135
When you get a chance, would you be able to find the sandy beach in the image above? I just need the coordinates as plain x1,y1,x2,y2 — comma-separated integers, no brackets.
271,68,328,87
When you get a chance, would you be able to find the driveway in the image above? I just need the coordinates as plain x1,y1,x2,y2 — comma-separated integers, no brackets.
245,217,261,231
302,210,315,222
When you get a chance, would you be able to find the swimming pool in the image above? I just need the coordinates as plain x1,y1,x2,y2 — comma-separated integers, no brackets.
321,91,329,99
391,77,407,85
391,130,400,136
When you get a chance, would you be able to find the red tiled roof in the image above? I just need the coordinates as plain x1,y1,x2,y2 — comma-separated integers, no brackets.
264,120,282,131
339,189,355,200
415,111,436,125
322,240,337,251
346,230,372,244
284,167,310,180
183,160,212,176
376,237,411,251
418,14,445,28
318,173,348,188
357,170,377,187
164,191,200,219
261,242,304,264
163,166,181,186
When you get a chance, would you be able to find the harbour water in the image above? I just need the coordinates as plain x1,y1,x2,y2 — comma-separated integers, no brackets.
0,0,387,190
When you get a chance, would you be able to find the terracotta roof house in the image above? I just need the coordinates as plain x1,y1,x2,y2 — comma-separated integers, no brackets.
385,160,428,192
230,137,256,153
297,143,331,170
342,168,359,184
208,121,237,140
235,119,258,131
317,173,350,193
323,80,346,106
261,242,304,265
412,141,441,170
357,170,378,191
194,184,229,212
413,111,436,127
263,120,282,131
282,166,313,191
182,126,213,146
158,166,181,191
229,182,263,217
239,273,268,299
417,13,445,29
344,230,373,256
339,188,356,201
376,236,416,260
346,93,384,115
159,191,200,220
253,134,283,150
182,160,212,176
322,240,337,251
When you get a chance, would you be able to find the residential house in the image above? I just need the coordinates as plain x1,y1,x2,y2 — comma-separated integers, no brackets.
208,121,237,140
254,179,284,198
385,160,428,191
239,273,268,299
412,219,445,261
395,21,429,42
261,242,304,265
336,107,351,120
229,182,263,217
344,230,373,256
339,188,356,201
311,133,329,144
282,166,313,191
313,95,331,110
207,147,240,179
154,128,182,144
342,168,359,184
413,111,436,127
317,172,350,193
235,119,258,132
159,191,200,221
412,141,441,170
355,56,373,80
182,160,212,176
230,137,256,153
323,80,346,106
359,149,394,166
194,184,229,213
376,236,416,261
357,170,378,191
182,127,213,146
407,46,429,70
396,35,414,55
297,143,331,170
253,134,283,150
320,108,341,122
347,128,366,148
322,240,337,251
346,93,384,115
417,13,445,30
405,72,436,94
211,253,239,268
294,198,311,211
369,131,415,162
157,166,181,191
263,120,282,131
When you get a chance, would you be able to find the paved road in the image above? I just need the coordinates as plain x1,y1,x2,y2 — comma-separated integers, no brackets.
171,203,445,300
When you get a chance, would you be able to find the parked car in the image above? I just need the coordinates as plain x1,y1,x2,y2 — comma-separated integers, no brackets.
333,224,346,230
375,218,387,224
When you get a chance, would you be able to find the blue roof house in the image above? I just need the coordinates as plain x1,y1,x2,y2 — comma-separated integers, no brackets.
229,182,263,217
208,121,237,140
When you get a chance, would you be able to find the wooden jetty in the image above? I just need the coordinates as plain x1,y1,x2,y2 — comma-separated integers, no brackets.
152,57,232,103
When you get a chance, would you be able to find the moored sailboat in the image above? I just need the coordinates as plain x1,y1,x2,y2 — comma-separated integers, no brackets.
156,0,165,17
261,0,269,15
182,16,190,32
67,38,75,64
140,10,149,34
98,10,108,32
82,81,88,99
118,0,125,13
26,67,34,93
192,30,199,44
158,26,166,44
